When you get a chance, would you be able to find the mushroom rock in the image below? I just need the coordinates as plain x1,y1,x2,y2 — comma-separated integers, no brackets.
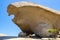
7,1,60,38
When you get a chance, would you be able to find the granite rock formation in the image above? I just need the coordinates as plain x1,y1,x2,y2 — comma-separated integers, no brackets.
7,2,60,38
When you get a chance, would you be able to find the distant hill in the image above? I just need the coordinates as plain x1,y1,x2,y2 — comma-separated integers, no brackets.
0,33,8,36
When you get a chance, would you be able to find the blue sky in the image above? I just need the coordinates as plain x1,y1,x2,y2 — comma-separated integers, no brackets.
0,0,60,36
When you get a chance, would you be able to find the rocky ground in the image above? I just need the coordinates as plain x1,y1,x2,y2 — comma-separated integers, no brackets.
0,34,60,40
0,36,60,40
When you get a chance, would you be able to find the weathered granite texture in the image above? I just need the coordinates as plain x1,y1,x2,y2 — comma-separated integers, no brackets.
7,2,60,38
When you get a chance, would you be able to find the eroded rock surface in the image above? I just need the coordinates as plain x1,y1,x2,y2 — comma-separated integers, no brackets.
7,2,60,38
